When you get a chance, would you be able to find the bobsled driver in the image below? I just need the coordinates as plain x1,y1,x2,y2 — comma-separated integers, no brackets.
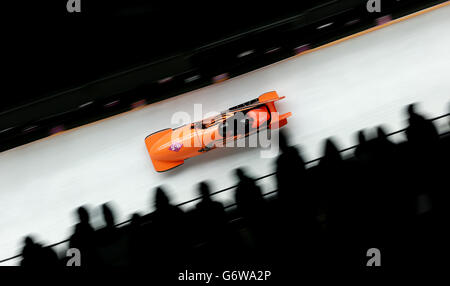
219,107,270,138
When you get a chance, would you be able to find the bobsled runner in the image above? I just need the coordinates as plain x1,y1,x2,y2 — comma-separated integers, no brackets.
145,91,292,172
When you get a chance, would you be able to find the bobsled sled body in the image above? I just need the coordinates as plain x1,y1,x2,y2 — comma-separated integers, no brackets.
145,91,291,172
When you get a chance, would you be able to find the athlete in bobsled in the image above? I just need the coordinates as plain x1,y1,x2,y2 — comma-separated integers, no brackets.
145,91,291,172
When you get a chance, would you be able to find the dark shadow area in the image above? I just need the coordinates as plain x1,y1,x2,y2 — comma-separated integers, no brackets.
12,103,450,277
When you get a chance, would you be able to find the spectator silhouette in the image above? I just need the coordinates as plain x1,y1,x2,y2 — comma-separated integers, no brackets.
103,203,116,227
404,104,440,211
352,129,376,217
318,138,345,216
373,125,414,264
319,138,343,170
195,181,227,239
97,203,118,242
234,168,265,219
21,236,59,267
432,104,450,220
129,213,143,230
274,131,318,267
194,181,229,264
153,187,185,221
234,168,268,252
128,213,147,267
318,138,347,201
356,127,399,247
21,236,40,267
69,206,97,267
403,104,444,266
405,103,439,149
151,186,187,270
373,126,396,159
354,130,375,163
275,130,306,203
95,202,129,266
318,139,360,266
372,126,400,194
318,138,347,207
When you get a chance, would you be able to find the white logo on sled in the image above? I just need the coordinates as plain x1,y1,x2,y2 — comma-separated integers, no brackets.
170,104,279,158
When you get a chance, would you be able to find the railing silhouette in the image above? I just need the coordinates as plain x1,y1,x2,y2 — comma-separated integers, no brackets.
0,113,448,264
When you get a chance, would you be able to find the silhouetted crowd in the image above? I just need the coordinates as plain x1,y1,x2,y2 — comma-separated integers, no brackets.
17,104,450,274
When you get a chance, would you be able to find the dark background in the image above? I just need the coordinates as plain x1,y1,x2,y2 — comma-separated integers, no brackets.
3,0,324,112
1,0,444,152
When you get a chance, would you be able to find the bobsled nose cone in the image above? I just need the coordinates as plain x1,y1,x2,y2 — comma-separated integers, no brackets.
145,128,186,172
145,128,173,161
150,142,169,160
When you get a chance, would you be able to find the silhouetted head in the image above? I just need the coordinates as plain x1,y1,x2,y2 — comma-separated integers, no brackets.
377,126,388,139
24,236,34,246
321,138,342,164
198,181,212,200
22,236,37,258
234,168,247,181
406,103,417,117
102,203,116,228
357,130,366,145
155,186,170,209
130,213,142,227
76,206,90,224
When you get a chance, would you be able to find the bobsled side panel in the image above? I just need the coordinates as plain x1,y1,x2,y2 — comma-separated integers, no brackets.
152,158,185,172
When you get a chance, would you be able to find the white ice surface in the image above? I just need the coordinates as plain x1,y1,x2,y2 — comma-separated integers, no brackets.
1,4,449,264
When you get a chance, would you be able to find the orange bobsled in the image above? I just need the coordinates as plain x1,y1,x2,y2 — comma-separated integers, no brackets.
145,91,292,172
